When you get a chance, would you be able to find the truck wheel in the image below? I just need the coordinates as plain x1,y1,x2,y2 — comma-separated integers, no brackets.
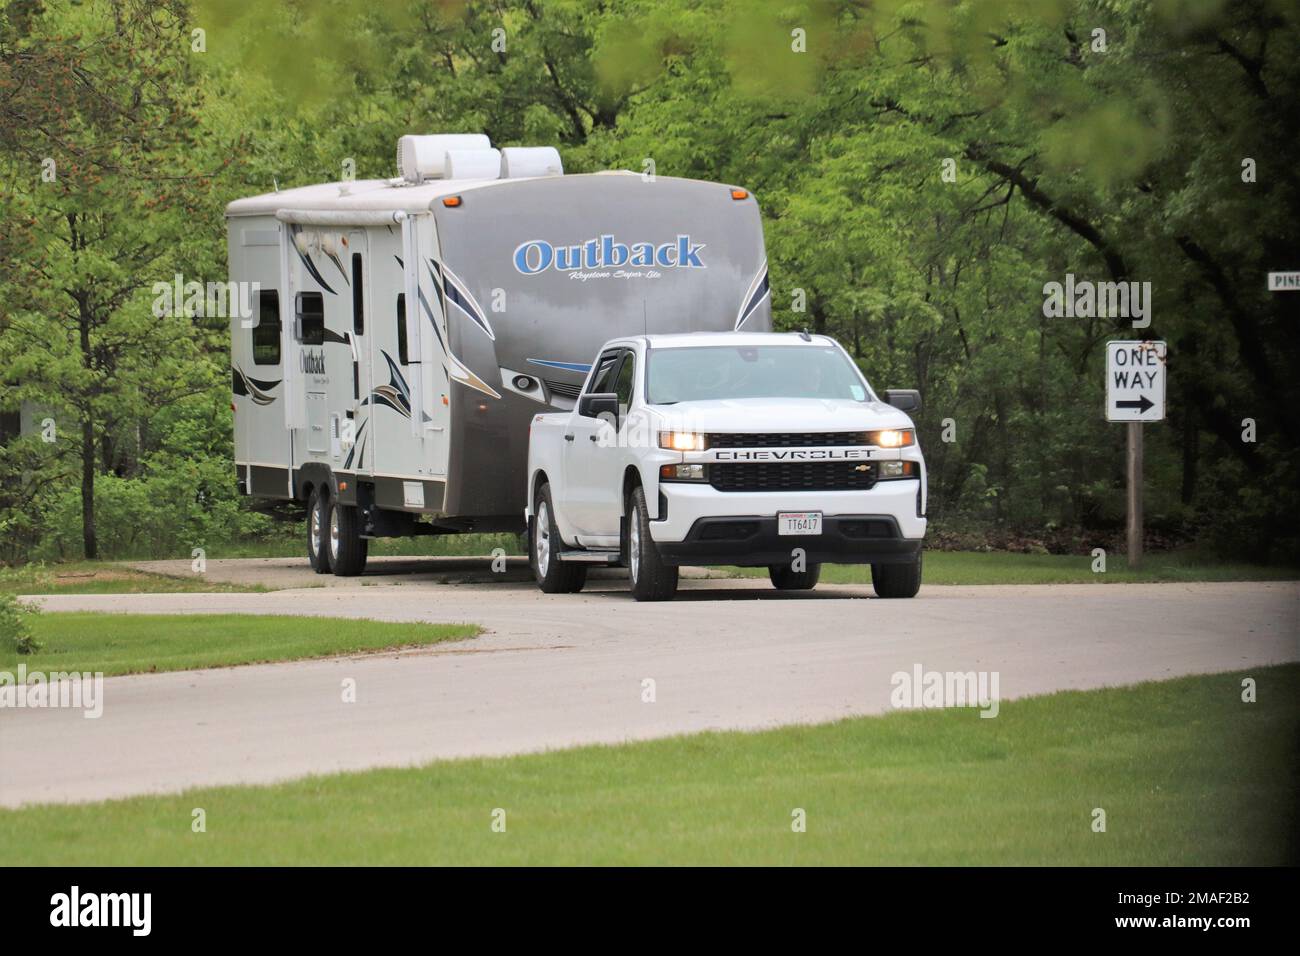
307,487,332,574
871,551,922,598
769,562,821,590
627,485,678,602
328,500,368,577
531,484,587,594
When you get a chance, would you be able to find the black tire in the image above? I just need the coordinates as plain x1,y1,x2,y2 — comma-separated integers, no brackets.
531,484,587,594
307,486,332,574
627,485,678,602
769,562,821,590
872,550,923,598
328,500,368,576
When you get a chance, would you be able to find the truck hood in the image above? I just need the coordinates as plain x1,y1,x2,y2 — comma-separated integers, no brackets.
649,397,915,434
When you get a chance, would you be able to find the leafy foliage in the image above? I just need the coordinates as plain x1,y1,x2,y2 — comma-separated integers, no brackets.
2,0,1297,561
0,592,41,655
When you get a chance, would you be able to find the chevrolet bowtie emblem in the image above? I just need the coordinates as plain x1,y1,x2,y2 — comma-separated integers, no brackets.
855,464,870,472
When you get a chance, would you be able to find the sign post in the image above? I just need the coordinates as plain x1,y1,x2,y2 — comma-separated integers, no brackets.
1106,340,1166,569
1126,422,1143,568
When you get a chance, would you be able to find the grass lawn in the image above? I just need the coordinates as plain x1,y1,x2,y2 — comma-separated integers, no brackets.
0,562,266,596
717,550,1300,585
2,613,479,677
3,666,1294,865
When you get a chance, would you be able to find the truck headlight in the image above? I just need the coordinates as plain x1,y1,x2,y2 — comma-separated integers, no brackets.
877,460,917,479
659,463,707,481
659,431,708,451
868,428,914,448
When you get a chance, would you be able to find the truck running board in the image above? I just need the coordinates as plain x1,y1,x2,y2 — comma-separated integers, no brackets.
557,550,622,564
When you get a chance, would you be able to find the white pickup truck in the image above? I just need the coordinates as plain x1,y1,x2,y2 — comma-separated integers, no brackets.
525,332,927,601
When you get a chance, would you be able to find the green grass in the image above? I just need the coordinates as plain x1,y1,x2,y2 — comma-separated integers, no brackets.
3,666,1294,865
2,613,479,677
717,550,1300,585
0,562,267,596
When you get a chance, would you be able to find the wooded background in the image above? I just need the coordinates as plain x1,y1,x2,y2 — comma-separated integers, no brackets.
2,0,1297,562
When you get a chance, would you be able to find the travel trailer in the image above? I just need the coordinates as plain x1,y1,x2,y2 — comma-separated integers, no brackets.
226,135,772,574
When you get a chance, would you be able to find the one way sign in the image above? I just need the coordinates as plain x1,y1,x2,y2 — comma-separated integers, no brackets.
1106,340,1166,422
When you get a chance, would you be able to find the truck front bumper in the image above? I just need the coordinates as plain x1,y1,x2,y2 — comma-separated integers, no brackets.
650,479,925,567
654,513,921,567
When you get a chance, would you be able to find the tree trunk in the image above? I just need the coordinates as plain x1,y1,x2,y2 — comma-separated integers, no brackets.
1180,386,1198,505
81,417,97,559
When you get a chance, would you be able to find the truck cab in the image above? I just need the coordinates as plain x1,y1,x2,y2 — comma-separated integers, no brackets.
525,332,927,600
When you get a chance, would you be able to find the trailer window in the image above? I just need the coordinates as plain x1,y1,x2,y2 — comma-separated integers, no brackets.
396,294,409,365
295,292,324,345
351,253,364,336
252,291,281,365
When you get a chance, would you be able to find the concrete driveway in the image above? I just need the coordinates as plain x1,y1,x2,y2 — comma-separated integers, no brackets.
2,570,1296,807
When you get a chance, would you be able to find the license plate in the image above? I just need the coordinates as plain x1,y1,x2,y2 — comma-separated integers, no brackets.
778,512,822,536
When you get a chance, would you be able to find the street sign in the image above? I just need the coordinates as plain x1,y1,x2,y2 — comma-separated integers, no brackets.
1106,340,1166,422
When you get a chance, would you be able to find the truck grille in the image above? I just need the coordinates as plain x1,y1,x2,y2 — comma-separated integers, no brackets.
709,460,877,492
707,432,868,448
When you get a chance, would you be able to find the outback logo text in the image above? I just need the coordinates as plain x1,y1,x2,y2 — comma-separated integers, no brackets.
514,234,706,275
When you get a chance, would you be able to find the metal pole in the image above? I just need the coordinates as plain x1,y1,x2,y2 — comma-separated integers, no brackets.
1127,421,1143,569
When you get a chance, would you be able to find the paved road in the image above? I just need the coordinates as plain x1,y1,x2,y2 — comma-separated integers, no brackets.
2,574,1296,807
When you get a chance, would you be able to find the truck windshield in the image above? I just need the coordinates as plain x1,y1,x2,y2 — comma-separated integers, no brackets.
646,345,871,404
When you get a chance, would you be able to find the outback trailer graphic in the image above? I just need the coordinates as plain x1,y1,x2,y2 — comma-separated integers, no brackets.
512,234,708,276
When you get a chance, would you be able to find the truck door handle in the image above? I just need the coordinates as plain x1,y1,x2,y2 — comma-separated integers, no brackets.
564,434,575,442
589,435,598,442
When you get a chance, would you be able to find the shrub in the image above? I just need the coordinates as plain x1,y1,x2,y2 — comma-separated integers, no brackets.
0,593,42,655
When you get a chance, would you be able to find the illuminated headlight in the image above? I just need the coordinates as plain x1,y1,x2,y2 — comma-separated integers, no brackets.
659,431,708,451
868,428,914,448
660,463,707,481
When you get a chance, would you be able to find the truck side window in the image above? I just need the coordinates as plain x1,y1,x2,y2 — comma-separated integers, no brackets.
252,291,281,365
613,351,635,408
396,294,408,365
295,292,324,345
588,349,621,394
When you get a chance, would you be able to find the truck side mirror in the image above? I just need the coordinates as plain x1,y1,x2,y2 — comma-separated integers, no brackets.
578,392,619,421
884,389,921,413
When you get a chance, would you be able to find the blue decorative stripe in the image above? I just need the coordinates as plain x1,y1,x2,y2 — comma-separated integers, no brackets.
527,358,593,373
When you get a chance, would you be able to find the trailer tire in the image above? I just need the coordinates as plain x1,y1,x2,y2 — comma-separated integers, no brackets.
531,484,586,594
871,550,922,599
627,485,678,602
326,500,368,577
307,487,332,574
768,562,821,590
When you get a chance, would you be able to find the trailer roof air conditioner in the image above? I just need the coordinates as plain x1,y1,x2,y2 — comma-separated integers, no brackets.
500,146,564,178
444,148,502,180
397,134,491,183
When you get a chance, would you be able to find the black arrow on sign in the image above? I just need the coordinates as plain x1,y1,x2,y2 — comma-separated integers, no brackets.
1116,395,1154,413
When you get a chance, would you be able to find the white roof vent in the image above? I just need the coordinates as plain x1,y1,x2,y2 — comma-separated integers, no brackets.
397,134,491,183
500,146,563,178
445,148,502,180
